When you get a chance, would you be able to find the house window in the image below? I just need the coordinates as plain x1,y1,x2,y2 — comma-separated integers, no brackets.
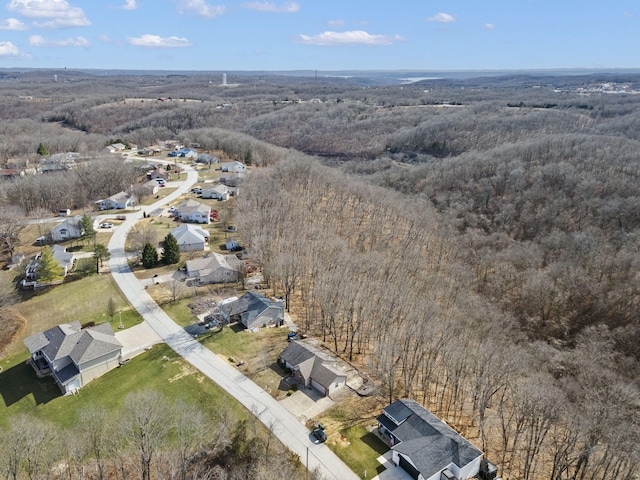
60,229,68,236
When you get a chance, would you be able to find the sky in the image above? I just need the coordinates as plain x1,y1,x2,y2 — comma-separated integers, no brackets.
0,0,638,72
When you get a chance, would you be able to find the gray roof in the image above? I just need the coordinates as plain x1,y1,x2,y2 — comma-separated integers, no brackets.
279,340,345,387
230,291,283,323
177,199,210,216
107,191,131,204
51,245,74,268
24,321,122,367
171,224,209,245
379,399,482,478
186,252,242,277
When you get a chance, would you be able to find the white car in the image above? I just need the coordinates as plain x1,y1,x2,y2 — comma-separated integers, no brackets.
99,222,114,229
168,206,176,213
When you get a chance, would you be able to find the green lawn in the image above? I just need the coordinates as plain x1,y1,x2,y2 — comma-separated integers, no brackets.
162,298,196,326
0,344,248,429
9,274,143,357
327,425,389,479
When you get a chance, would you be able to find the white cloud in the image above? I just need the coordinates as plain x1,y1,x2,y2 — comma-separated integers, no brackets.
243,2,299,13
427,12,455,23
483,23,496,29
127,34,192,48
121,0,137,10
7,0,90,28
0,41,20,55
178,0,225,18
294,30,404,46
0,18,27,30
623,12,635,18
327,19,345,28
29,34,89,47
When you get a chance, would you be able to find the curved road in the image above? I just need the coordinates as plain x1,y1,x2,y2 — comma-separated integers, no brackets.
107,164,359,480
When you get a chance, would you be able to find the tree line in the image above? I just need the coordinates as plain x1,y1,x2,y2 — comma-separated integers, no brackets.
0,389,308,480
235,155,640,480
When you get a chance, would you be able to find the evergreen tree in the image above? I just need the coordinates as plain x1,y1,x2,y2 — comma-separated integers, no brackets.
37,246,64,282
244,148,253,166
93,244,110,273
141,242,158,269
81,214,95,243
162,233,180,265
36,143,49,157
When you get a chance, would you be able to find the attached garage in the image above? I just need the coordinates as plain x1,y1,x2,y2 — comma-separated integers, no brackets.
399,454,421,480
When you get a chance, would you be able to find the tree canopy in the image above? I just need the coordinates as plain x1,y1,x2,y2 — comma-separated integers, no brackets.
161,233,180,265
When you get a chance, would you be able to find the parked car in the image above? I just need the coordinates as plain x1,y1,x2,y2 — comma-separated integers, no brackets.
99,222,113,229
168,206,176,213
155,178,166,184
190,187,202,194
312,426,326,443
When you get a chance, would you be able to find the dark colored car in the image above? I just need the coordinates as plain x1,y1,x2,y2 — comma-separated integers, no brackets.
312,427,326,443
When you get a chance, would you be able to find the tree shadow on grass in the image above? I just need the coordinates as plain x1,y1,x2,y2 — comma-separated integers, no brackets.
0,360,61,407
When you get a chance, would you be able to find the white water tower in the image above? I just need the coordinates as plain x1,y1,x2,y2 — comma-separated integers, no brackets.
222,73,227,85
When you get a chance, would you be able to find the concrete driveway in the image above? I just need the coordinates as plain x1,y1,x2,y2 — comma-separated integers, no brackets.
279,385,337,423
371,451,413,480
115,321,163,360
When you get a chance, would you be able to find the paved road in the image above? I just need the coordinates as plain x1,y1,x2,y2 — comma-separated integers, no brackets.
107,164,359,480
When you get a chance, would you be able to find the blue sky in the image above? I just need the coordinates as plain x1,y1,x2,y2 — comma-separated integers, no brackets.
0,0,637,71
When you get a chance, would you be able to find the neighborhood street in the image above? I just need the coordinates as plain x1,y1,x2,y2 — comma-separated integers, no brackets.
107,164,360,480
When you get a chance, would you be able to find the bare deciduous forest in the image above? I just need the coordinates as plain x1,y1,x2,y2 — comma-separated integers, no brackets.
0,69,639,479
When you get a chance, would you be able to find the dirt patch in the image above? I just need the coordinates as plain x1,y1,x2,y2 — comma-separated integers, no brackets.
0,307,27,357
168,360,198,382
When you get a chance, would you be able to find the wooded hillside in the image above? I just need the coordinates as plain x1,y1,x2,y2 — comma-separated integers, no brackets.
0,70,638,479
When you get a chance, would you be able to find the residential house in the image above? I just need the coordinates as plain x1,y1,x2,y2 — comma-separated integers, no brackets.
40,152,79,173
171,224,209,251
142,179,159,195
220,173,245,188
197,153,218,165
24,321,122,394
50,216,83,242
201,185,229,201
175,199,211,224
147,166,169,181
279,340,347,397
224,291,284,329
185,252,244,284
377,399,483,480
168,148,197,158
25,245,75,281
220,161,246,173
94,191,134,210
51,245,75,276
105,142,127,153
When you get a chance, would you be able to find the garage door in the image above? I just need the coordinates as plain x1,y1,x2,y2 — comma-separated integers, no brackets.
399,454,420,480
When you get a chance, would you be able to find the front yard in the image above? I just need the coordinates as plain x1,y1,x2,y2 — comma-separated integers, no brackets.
0,343,251,429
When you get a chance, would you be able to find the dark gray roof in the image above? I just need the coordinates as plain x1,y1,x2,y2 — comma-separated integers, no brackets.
56,362,79,384
381,399,482,479
24,321,122,366
385,399,414,424
228,291,282,320
279,340,344,387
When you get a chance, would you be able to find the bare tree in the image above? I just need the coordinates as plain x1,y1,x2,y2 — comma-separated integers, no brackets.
121,390,172,480
0,206,26,259
166,279,187,303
